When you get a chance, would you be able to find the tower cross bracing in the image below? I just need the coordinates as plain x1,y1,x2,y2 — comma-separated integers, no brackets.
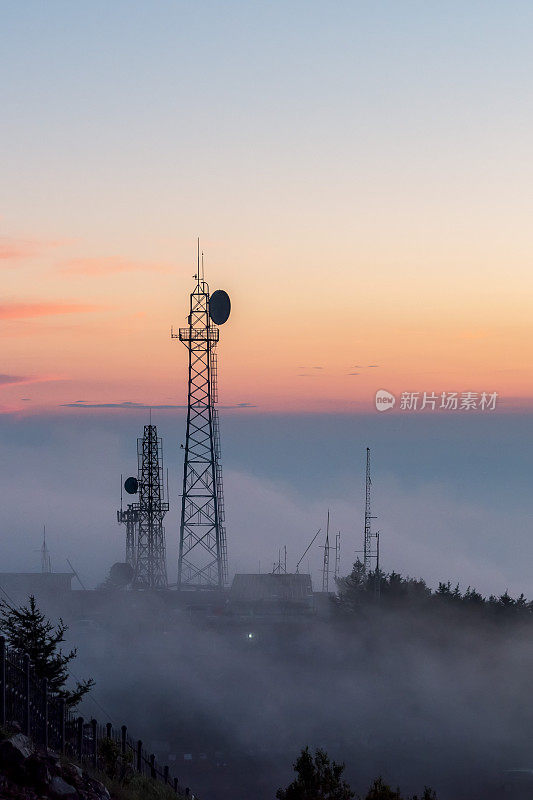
174,271,228,589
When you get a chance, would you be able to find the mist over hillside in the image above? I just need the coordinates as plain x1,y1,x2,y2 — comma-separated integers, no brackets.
56,585,533,800
0,411,532,595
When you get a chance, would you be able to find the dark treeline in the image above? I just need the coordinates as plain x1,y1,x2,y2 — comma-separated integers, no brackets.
336,559,532,620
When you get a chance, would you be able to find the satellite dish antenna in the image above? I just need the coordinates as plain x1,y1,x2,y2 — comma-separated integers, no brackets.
124,476,138,495
109,561,134,587
209,290,231,325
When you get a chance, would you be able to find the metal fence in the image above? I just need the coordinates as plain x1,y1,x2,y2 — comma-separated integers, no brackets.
0,636,191,796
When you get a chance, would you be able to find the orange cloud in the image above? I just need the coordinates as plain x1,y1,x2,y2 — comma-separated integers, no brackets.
59,256,173,276
0,237,65,261
0,302,99,319
0,374,28,385
0,374,65,388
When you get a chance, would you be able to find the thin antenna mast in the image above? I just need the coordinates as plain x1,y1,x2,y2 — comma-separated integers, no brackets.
197,237,200,289
322,510,330,592
363,447,376,573
41,526,51,574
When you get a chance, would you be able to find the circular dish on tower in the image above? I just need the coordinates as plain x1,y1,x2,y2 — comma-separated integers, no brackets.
124,476,138,495
209,290,231,325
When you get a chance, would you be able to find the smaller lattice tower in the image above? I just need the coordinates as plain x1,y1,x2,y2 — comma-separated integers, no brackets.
117,481,138,568
121,424,169,589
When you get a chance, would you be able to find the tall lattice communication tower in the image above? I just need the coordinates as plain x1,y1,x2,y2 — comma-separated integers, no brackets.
172,252,230,589
121,424,169,589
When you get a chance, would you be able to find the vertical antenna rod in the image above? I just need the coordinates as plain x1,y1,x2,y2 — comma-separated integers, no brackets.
197,237,200,289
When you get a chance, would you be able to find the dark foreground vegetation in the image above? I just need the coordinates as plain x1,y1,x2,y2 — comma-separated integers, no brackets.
0,725,187,799
277,747,437,800
2,570,532,799
0,596,190,799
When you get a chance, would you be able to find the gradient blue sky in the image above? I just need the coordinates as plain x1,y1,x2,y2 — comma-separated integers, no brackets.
2,1,533,414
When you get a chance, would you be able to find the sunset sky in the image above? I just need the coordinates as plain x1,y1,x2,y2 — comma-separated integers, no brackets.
2,1,533,415
1,3,533,593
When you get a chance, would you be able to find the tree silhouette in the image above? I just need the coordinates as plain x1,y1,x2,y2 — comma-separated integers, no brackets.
361,777,437,800
363,778,402,799
0,595,94,708
276,746,355,800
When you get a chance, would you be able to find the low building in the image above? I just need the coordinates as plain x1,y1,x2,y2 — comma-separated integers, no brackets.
228,573,314,618
0,573,72,605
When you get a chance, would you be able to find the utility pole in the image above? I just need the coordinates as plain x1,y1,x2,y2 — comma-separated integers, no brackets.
374,531,381,599
334,531,341,582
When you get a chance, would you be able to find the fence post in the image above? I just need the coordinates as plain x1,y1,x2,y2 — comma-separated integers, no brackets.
23,654,30,737
77,717,83,761
173,777,178,793
164,765,169,784
150,753,156,779
106,722,112,740
136,740,142,773
121,725,127,757
91,718,97,768
59,698,66,754
0,637,5,728
41,678,48,751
